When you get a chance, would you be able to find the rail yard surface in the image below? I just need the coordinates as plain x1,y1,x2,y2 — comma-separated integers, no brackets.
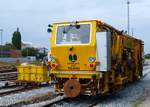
0,64,17,82
0,60,150,107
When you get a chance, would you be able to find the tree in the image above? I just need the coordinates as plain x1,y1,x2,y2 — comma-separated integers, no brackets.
145,54,150,59
12,28,22,50
21,47,38,57
2,43,13,51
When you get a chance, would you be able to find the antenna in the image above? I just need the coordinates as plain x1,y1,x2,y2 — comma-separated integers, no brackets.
127,0,130,35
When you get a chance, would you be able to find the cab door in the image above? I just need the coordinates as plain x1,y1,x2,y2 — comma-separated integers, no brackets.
96,31,111,71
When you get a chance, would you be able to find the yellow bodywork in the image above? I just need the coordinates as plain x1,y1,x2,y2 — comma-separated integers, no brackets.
49,20,144,96
50,20,97,71
17,65,50,82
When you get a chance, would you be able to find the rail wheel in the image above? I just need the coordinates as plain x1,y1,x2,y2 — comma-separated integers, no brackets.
64,79,81,98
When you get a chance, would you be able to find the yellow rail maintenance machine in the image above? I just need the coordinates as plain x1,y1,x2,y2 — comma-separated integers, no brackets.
48,20,144,98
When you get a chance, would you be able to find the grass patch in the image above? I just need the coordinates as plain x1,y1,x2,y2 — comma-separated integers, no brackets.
0,62,16,67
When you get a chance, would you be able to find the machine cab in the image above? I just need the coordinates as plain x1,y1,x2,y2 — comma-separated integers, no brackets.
49,20,97,71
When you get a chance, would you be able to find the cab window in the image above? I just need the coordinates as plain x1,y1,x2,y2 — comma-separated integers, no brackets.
56,24,90,44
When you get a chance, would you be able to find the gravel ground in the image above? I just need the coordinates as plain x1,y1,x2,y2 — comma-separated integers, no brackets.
0,81,8,87
0,86,54,106
23,95,66,107
0,81,15,88
96,60,150,107
136,89,150,107
138,96,150,107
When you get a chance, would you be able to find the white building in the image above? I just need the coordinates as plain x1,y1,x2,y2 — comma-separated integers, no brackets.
21,41,33,49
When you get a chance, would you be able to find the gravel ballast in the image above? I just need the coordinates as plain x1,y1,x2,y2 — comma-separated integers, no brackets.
0,86,54,106
96,60,150,107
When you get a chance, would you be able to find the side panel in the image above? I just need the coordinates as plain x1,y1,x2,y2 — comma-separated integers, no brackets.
96,32,111,71
17,66,50,82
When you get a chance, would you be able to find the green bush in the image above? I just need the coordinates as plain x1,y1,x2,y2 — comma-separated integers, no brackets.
145,54,150,59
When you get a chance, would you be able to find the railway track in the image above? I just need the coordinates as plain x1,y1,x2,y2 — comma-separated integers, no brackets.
24,95,68,107
0,66,17,81
26,94,104,107
0,85,49,97
27,73,150,107
24,67,150,107
0,71,17,81
0,84,18,89
0,86,25,97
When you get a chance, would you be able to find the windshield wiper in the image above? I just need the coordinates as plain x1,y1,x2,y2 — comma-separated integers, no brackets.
63,24,73,34
63,23,80,34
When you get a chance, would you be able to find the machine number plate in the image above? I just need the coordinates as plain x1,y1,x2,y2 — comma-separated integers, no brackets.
67,62,80,70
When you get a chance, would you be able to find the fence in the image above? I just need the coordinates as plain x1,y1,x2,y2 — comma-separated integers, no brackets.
0,57,30,63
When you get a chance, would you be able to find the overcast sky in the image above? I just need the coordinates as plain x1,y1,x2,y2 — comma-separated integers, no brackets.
0,0,149,53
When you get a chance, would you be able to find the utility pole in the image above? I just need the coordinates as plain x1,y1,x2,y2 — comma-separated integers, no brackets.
127,0,130,35
0,29,3,58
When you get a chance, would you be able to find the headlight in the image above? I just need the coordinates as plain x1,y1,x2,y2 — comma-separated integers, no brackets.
49,56,56,63
89,57,95,63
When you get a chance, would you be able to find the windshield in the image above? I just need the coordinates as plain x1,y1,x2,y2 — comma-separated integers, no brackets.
56,24,91,44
